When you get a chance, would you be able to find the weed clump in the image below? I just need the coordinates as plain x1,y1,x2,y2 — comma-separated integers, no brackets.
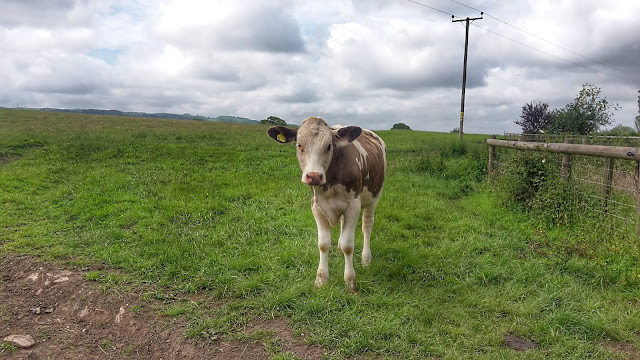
495,151,576,226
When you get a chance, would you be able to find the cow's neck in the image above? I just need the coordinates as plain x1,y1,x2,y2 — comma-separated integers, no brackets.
311,185,347,227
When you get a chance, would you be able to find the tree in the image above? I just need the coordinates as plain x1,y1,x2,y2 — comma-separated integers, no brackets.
548,84,619,135
514,101,552,134
391,123,411,130
600,124,636,136
260,116,287,126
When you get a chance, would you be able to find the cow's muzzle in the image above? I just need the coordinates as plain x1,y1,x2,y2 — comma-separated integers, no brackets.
304,172,325,186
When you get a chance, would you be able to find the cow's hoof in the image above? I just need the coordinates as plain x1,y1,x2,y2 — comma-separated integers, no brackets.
347,282,358,294
314,277,327,288
361,251,371,266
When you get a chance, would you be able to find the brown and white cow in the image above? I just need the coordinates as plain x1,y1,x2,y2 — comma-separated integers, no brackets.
268,116,386,293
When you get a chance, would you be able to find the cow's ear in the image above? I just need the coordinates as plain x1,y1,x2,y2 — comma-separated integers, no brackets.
268,126,297,143
336,126,362,142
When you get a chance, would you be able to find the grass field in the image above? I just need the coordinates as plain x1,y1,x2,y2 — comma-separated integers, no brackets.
2,109,640,359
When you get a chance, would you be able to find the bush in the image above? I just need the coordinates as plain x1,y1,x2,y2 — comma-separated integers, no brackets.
515,101,552,134
391,123,411,130
495,151,589,227
260,116,287,125
598,124,637,136
497,151,555,207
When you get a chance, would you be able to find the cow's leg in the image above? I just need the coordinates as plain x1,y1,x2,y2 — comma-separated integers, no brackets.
339,204,360,293
361,203,377,266
312,205,331,288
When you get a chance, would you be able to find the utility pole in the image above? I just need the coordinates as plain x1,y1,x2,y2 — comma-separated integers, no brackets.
452,12,482,141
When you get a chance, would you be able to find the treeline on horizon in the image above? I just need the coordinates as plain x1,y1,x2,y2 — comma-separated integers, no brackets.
0,106,260,125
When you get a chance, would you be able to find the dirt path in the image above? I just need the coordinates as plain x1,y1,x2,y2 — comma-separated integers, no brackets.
0,255,326,359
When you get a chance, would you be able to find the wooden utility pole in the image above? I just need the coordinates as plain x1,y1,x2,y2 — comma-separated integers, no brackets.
452,13,483,141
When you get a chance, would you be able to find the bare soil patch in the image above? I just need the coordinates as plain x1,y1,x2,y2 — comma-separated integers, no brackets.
0,255,326,359
503,335,540,351
603,341,640,360
0,154,21,165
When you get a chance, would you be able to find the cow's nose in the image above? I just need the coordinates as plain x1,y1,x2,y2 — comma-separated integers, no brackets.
305,172,324,185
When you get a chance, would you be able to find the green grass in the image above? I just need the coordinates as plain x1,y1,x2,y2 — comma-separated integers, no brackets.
1,109,639,359
0,342,17,354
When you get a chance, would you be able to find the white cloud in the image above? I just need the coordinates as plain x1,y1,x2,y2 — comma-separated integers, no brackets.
0,0,638,132
151,1,305,53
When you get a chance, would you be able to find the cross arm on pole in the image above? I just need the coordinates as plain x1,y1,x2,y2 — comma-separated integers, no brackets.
452,12,483,23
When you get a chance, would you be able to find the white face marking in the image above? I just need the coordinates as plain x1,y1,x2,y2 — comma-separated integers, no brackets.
296,122,333,186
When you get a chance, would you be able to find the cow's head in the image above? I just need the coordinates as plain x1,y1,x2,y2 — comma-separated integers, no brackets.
268,116,362,186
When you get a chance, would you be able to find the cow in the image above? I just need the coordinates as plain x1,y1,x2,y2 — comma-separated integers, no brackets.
268,116,386,293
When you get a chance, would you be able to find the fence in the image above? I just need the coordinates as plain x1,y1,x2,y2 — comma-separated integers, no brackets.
487,135,640,238
502,132,640,146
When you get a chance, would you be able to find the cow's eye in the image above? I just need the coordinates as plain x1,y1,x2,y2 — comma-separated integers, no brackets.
326,144,332,152
297,143,303,152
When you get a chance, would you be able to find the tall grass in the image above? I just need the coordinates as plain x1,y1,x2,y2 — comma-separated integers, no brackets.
2,109,640,359
492,149,640,287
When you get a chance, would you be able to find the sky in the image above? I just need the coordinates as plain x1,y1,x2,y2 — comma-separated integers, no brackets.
1,0,639,134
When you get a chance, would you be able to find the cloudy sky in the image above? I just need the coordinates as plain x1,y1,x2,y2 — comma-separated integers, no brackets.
1,0,639,133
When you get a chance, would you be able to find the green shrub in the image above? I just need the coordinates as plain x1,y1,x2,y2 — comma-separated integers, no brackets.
528,176,575,226
494,150,585,227
497,151,557,208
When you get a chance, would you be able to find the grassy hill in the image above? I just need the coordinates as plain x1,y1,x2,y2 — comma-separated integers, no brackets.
1,107,259,124
1,109,639,359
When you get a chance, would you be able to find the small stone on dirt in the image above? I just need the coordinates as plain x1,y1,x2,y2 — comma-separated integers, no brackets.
53,276,70,283
30,307,41,315
504,335,540,351
115,306,126,323
78,307,89,318
4,334,36,349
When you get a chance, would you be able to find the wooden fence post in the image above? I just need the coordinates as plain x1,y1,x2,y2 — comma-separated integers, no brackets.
488,135,496,183
603,157,614,211
562,138,573,181
636,162,640,236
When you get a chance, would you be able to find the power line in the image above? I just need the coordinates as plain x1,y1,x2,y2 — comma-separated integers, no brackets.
446,0,587,56
470,23,586,69
444,0,640,80
405,0,454,17
472,23,640,81
406,0,640,80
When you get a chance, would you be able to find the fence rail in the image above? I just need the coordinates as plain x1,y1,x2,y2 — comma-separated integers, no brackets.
486,138,640,161
502,132,640,142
